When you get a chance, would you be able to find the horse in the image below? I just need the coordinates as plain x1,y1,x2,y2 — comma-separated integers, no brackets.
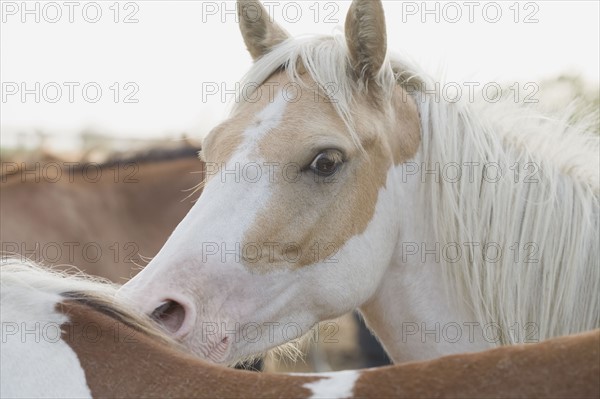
1,142,392,372
0,145,203,283
1,260,598,398
1,141,393,372
117,0,600,365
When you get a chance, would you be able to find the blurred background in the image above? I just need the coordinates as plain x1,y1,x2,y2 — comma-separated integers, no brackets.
1,0,598,372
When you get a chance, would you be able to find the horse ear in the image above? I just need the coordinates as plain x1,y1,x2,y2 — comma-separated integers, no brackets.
345,0,387,82
237,0,290,61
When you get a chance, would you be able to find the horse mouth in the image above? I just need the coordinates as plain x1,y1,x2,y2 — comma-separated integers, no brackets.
151,300,187,335
150,300,231,363
204,336,231,363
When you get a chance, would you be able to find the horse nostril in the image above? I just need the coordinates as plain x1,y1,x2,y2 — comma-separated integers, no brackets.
151,300,186,335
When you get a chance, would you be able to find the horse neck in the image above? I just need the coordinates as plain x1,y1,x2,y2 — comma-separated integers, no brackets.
361,90,599,361
358,149,491,363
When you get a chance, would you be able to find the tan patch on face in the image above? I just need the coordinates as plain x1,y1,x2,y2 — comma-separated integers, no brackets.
200,76,289,180
201,120,244,180
240,72,421,271
389,86,422,165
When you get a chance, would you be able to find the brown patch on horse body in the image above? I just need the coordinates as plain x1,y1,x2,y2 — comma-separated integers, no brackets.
353,330,600,398
57,297,599,398
236,72,421,271
58,299,320,398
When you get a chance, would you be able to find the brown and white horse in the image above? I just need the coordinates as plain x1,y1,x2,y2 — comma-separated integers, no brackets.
1,260,598,398
118,0,599,365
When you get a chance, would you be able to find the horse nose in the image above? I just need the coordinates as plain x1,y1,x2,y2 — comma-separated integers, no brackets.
117,284,196,339
150,298,194,338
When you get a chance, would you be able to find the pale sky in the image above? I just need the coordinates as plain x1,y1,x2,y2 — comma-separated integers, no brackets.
1,0,598,148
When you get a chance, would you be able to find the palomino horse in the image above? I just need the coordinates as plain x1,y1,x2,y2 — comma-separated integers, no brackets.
0,145,203,282
1,260,598,398
118,0,600,364
0,143,385,372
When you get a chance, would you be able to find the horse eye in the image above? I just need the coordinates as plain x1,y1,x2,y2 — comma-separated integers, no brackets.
309,150,343,177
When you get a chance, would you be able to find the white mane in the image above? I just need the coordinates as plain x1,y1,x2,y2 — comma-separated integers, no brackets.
0,259,178,344
0,259,117,299
419,88,599,343
236,34,600,344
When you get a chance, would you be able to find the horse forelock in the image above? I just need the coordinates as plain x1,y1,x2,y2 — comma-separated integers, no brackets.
235,33,398,149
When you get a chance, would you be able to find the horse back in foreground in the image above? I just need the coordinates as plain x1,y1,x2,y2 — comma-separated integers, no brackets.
1,260,598,398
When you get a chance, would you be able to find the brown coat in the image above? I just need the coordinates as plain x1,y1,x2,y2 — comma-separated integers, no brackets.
61,298,599,398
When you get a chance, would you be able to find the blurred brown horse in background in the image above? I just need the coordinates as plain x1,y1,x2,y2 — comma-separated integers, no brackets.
0,144,203,283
